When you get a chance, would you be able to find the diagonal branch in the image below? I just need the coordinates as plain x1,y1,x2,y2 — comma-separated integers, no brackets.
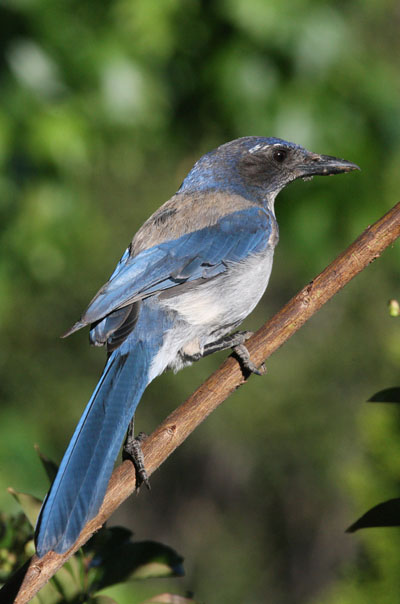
5,201,400,604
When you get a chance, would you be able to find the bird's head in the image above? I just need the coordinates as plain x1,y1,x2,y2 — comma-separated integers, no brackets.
180,136,359,207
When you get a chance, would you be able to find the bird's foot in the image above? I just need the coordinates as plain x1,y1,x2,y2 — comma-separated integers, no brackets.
232,342,266,377
123,431,151,491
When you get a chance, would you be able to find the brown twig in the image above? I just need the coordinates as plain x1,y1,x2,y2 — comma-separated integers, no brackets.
5,201,400,604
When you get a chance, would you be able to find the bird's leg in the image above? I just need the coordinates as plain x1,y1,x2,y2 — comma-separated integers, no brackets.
202,330,252,356
123,418,151,490
203,330,266,376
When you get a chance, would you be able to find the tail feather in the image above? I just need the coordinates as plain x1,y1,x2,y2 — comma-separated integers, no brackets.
35,339,151,557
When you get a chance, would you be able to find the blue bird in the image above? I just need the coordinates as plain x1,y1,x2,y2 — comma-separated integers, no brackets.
35,137,358,557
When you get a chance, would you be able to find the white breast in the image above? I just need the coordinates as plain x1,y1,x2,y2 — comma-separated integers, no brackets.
148,247,276,380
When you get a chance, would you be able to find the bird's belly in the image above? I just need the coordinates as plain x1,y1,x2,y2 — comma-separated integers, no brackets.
149,248,275,377
161,248,275,330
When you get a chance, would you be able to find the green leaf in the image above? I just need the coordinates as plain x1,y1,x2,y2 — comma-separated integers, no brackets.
7,488,42,528
0,512,34,583
46,554,85,600
388,298,400,317
141,594,197,604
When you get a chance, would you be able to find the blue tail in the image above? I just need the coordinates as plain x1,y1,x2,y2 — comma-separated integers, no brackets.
35,301,170,557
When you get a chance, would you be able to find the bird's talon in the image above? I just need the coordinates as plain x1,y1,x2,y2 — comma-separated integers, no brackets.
232,343,265,377
247,362,263,376
123,432,150,490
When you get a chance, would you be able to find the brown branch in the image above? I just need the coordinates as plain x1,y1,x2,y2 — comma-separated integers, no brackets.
6,201,400,604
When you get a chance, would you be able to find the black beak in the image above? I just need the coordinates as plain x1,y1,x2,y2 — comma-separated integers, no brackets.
301,153,360,177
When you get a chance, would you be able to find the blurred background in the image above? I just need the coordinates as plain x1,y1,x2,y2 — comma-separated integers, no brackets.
0,0,400,602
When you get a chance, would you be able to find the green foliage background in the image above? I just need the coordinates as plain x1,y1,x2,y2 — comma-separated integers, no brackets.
0,0,399,602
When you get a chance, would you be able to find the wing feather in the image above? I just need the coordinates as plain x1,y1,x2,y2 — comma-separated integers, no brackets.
71,207,271,331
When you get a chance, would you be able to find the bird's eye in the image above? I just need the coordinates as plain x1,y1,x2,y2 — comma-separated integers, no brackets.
273,149,288,163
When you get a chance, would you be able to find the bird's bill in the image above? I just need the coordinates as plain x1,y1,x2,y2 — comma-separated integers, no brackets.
300,153,360,178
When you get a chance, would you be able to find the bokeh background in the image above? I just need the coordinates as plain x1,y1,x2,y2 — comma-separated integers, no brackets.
1,0,400,602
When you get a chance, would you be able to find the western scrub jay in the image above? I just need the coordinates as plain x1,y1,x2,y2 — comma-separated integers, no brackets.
35,136,358,556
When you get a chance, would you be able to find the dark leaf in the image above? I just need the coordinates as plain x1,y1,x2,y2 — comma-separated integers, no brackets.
85,526,184,593
368,388,400,403
347,498,400,532
35,445,59,483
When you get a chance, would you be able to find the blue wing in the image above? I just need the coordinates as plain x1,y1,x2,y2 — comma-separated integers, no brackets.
69,206,272,331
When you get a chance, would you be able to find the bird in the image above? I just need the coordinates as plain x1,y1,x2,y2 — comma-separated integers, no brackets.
35,136,359,557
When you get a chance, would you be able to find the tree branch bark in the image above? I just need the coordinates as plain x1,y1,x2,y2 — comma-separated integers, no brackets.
5,201,400,604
